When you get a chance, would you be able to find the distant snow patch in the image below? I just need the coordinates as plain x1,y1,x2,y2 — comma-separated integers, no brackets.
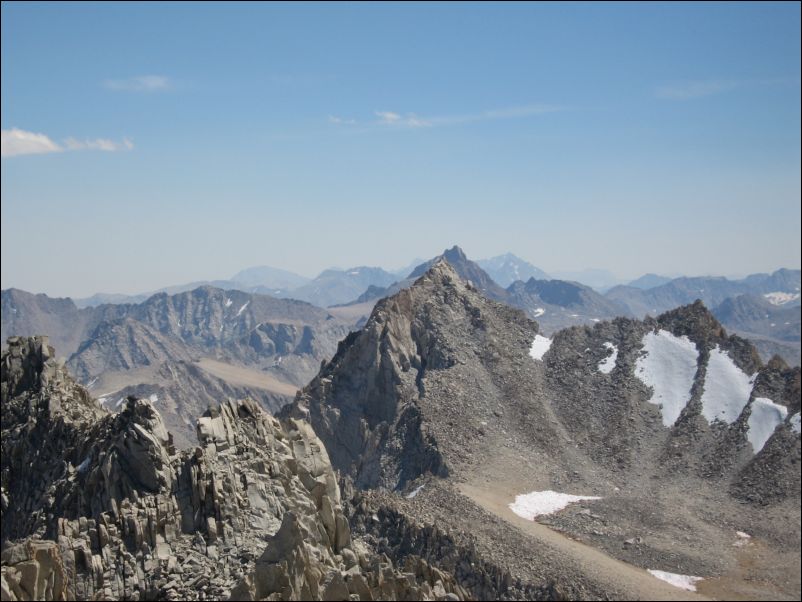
647,569,702,592
236,301,250,316
747,398,787,453
406,484,424,499
509,490,601,520
529,335,552,361
348,270,360,275
736,531,751,539
532,307,545,317
763,291,800,305
149,394,159,403
86,377,98,389
598,342,618,374
700,346,755,424
115,397,126,408
634,330,699,427
590,318,601,322
225,298,233,307
98,397,108,406
789,412,801,434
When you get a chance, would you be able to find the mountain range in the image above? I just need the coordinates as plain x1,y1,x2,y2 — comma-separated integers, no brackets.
3,260,799,601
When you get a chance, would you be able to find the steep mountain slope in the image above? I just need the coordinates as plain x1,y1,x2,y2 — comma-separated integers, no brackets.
607,269,802,318
506,277,632,333
0,336,464,601
2,287,351,448
288,261,801,600
712,294,801,366
477,253,550,287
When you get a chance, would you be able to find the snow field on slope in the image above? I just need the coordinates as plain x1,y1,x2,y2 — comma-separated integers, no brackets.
598,342,618,374
747,397,788,453
700,346,755,424
647,569,703,591
509,490,601,520
529,335,552,360
634,330,699,427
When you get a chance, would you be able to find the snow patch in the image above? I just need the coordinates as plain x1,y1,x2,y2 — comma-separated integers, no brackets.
236,301,250,316
509,490,601,520
225,298,233,307
406,485,425,499
532,308,545,317
789,412,801,434
86,377,98,389
115,397,126,408
348,270,360,275
529,335,552,361
634,330,699,427
763,291,800,305
598,342,618,374
647,570,702,592
149,394,159,403
747,397,787,453
700,346,755,424
98,397,108,405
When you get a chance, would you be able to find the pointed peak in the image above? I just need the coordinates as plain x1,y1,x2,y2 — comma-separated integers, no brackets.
443,245,467,262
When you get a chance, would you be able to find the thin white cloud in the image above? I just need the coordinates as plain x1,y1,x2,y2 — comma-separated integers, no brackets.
358,104,562,130
1,128,61,157
1,128,133,158
63,137,134,152
104,75,171,92
654,79,739,100
328,115,356,125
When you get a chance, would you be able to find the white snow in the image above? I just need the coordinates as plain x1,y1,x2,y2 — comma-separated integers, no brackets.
634,330,699,427
590,318,601,322
86,377,98,389
747,397,788,453
789,412,801,434
77,457,91,474
529,335,552,361
598,342,618,374
236,301,250,316
647,569,703,592
98,397,108,405
736,531,751,539
406,484,425,499
149,393,159,403
700,346,755,424
509,490,601,520
348,270,360,275
115,397,126,408
763,291,800,305
225,297,233,307
532,308,545,317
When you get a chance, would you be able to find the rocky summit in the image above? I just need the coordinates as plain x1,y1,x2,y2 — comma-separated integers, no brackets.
0,336,465,601
288,261,801,600
1,262,800,601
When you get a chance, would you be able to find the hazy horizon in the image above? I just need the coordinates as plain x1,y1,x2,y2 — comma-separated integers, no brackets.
2,2,800,298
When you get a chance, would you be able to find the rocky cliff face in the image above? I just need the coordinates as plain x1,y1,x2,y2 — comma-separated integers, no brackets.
0,336,465,601
288,261,801,600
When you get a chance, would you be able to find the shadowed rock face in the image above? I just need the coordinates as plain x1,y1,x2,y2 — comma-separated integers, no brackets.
0,336,467,601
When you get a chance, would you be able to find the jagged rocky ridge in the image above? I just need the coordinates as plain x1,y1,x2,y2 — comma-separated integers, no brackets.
287,261,801,600
2,286,351,449
0,336,468,601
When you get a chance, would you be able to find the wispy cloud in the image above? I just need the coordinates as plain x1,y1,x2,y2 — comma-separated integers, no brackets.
103,75,171,92
1,128,61,157
328,115,356,125
1,128,134,158
330,103,564,130
654,80,739,100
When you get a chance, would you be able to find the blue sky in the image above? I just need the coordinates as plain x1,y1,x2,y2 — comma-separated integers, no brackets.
2,1,800,297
